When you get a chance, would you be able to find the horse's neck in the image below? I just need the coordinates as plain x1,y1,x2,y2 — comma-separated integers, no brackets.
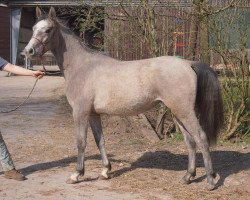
51,29,89,78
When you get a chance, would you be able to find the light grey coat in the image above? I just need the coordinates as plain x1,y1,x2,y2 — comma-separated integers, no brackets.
24,7,223,191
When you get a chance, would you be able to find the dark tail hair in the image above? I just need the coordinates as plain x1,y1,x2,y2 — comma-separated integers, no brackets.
191,62,224,146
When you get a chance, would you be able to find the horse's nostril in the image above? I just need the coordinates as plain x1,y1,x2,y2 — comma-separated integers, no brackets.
28,48,35,55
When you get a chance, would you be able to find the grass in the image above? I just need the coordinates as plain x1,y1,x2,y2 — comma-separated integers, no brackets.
127,138,147,145
119,138,148,145
245,134,250,144
218,75,249,141
168,132,184,142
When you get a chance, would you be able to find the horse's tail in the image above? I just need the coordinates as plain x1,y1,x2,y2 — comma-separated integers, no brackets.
191,62,224,146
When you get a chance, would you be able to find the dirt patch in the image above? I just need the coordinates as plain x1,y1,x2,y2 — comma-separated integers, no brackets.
0,76,249,200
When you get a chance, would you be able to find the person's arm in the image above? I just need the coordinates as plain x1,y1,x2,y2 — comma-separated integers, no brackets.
3,63,44,79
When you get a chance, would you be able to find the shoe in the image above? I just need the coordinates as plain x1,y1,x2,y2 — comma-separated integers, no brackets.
4,169,26,181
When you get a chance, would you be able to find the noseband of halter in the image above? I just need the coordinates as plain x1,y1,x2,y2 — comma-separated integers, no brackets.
32,36,48,54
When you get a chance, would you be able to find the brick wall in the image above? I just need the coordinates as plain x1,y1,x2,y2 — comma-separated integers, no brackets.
0,7,10,61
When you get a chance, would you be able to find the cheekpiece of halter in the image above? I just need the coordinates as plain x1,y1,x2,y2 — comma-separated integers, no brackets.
32,36,47,55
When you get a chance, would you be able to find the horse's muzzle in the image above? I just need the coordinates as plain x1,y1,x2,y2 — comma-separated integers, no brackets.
24,47,35,57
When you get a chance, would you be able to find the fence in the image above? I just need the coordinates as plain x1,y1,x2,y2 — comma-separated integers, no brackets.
104,5,198,61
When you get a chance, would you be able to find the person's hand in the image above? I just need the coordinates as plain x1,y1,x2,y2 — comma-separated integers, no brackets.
32,70,45,79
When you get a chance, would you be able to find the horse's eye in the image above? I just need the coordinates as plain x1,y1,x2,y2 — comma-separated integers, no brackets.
45,28,52,34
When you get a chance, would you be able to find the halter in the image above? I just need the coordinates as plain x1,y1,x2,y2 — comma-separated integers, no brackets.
32,36,48,55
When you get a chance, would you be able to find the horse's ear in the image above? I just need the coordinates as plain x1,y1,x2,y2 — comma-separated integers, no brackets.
49,7,56,19
36,7,42,18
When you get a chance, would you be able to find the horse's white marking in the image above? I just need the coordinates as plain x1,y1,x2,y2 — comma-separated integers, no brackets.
70,172,80,181
25,19,52,55
34,20,50,33
101,168,109,178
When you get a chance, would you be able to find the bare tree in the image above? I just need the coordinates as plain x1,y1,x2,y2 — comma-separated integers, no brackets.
209,3,249,140
58,0,249,141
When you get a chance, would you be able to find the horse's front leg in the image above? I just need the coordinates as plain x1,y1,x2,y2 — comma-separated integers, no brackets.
67,111,89,184
89,115,111,180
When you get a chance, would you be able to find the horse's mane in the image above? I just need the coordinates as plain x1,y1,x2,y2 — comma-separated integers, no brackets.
36,15,107,56
58,19,90,50
57,18,107,56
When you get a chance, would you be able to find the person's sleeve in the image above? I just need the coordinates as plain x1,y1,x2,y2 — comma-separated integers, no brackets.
0,57,9,71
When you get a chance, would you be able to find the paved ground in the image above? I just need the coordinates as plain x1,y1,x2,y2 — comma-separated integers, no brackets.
0,75,142,200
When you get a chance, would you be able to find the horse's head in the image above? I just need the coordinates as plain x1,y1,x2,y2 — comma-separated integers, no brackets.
24,7,59,58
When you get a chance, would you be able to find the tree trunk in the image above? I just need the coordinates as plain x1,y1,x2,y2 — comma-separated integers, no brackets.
199,1,210,63
186,1,200,60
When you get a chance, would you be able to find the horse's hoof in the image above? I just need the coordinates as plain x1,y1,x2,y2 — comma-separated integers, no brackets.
180,177,191,185
206,173,219,191
98,174,110,180
99,168,110,180
66,171,85,184
180,172,195,185
207,184,216,191
66,178,78,184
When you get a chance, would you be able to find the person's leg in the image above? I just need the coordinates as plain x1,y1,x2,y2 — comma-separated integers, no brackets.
0,132,15,171
0,131,25,181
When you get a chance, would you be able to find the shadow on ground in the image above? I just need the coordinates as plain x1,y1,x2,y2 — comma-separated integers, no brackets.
111,150,250,188
5,150,248,189
17,154,125,176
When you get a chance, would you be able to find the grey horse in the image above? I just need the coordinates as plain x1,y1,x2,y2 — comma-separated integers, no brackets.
24,7,223,190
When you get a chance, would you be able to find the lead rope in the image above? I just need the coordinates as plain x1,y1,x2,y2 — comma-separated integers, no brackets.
0,57,61,113
0,56,44,114
0,78,39,113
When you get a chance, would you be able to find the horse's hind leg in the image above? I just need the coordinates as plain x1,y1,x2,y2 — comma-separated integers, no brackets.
175,111,217,190
176,120,197,184
89,115,111,179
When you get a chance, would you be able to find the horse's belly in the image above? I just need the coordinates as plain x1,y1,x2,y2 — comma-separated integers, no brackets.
93,94,158,115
